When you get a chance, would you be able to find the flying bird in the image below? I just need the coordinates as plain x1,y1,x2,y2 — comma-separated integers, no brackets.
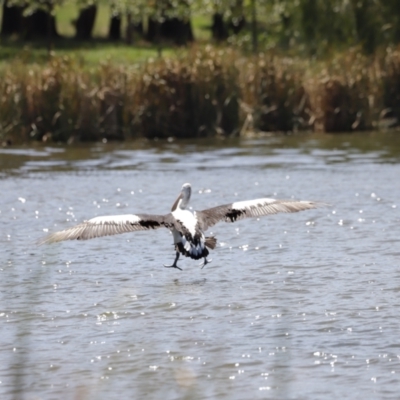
39,183,325,270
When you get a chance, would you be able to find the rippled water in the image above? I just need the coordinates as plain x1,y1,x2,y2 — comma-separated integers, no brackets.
1,133,400,399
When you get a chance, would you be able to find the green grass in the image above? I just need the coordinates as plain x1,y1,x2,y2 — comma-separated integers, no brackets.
0,39,172,66
73,44,170,65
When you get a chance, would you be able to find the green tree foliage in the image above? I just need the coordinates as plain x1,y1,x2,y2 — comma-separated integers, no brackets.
2,0,400,54
268,0,400,54
6,0,66,13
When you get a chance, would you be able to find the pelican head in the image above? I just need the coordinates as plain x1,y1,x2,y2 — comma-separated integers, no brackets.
181,182,191,199
171,183,192,211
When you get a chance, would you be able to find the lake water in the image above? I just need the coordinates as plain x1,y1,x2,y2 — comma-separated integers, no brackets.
1,132,400,399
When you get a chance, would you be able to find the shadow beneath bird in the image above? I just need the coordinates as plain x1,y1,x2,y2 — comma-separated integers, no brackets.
173,278,207,286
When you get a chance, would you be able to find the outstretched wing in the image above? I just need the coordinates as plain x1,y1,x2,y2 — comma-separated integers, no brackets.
39,213,171,244
197,198,327,230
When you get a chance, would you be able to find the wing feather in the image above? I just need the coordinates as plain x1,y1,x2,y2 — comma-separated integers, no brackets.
197,198,327,230
39,213,171,244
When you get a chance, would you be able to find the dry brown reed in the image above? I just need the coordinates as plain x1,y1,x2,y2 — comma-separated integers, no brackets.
239,55,310,133
305,50,376,132
132,47,240,138
379,48,400,128
1,45,400,143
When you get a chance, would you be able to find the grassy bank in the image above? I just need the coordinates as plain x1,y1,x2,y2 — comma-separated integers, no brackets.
1,45,400,143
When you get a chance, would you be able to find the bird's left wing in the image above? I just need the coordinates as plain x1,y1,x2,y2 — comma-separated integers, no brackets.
39,213,171,244
196,198,327,230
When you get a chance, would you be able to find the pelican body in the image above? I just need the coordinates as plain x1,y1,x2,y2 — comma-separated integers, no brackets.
40,183,325,270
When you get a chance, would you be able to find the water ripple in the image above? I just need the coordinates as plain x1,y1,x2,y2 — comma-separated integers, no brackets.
1,134,400,399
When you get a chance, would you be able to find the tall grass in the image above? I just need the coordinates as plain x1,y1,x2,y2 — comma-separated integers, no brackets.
239,55,309,132
1,45,400,143
305,50,377,132
134,48,240,138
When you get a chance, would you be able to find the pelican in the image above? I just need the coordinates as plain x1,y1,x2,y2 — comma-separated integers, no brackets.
39,183,325,270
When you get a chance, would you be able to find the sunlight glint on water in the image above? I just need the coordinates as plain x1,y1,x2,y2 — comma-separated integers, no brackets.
1,134,400,399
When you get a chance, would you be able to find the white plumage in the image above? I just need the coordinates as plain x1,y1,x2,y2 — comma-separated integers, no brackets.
39,183,327,270
90,215,141,225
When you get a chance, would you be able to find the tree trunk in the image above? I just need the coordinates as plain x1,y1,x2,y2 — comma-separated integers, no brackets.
126,12,144,44
351,0,377,53
126,12,133,44
75,5,97,40
24,9,58,40
146,0,194,45
108,13,121,41
162,17,194,45
211,13,228,41
390,2,400,43
229,16,246,34
250,0,258,54
146,18,158,42
228,0,246,34
147,17,194,45
1,0,24,36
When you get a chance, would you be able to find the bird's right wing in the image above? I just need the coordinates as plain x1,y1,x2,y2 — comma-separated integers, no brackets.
197,198,327,230
39,213,172,244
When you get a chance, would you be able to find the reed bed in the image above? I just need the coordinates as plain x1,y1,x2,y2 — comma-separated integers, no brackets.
1,46,400,143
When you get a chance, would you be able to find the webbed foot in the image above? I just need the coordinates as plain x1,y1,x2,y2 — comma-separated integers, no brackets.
164,263,182,271
199,257,212,269
164,252,182,271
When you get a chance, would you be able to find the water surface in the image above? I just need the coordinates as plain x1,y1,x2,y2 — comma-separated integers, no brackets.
1,132,400,399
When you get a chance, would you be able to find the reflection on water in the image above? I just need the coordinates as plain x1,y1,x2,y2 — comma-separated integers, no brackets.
1,131,400,176
1,132,400,399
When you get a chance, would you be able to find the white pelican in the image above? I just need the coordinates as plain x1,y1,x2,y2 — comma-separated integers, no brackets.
39,183,326,270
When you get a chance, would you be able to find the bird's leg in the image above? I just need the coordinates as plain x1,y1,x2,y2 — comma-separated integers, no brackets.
199,257,212,269
164,252,182,271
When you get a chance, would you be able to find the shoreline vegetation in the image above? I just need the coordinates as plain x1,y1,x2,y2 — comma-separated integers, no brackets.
1,0,400,144
1,45,400,144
